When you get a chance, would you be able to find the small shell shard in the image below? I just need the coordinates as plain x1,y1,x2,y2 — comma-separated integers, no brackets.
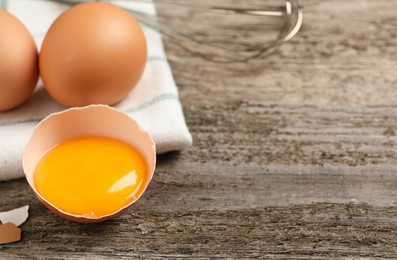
0,222,22,244
0,205,29,227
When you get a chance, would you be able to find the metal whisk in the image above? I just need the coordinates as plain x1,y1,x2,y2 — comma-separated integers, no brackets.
51,0,303,62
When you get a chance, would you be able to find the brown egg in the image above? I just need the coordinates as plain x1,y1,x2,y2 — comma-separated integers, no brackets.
0,9,38,112
39,3,147,107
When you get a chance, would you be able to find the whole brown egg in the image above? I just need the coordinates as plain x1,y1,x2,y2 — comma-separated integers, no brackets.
0,9,38,111
39,2,147,107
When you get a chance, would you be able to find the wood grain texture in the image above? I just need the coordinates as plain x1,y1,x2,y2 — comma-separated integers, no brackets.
1,0,397,258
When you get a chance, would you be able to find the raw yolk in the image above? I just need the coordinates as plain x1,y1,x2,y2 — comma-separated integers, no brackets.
34,136,147,218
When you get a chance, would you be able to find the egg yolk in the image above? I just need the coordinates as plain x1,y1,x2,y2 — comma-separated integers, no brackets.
34,136,147,218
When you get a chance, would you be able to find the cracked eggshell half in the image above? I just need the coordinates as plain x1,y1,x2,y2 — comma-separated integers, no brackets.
23,105,156,223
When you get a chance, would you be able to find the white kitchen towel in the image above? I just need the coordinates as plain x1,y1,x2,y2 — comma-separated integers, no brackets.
0,0,192,181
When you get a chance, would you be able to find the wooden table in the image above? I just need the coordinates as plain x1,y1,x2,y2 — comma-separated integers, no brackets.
1,0,397,258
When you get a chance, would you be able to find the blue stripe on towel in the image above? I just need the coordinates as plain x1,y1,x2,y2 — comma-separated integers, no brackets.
0,0,7,9
0,92,179,127
125,92,178,113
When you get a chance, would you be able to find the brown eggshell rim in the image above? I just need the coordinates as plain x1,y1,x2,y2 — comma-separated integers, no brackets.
22,105,156,222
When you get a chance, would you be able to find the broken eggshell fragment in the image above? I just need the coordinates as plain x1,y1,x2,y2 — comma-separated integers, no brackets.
0,223,21,244
22,105,156,223
0,205,29,226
